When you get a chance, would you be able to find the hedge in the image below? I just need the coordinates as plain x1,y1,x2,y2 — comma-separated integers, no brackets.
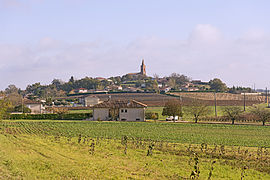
9,113,92,120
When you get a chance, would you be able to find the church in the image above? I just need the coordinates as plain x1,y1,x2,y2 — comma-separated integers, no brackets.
126,60,146,77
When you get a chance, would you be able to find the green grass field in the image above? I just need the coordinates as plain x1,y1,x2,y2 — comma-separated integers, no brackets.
1,120,269,179
146,106,247,120
68,109,92,114
2,120,269,147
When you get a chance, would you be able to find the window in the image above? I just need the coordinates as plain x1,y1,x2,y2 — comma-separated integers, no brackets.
136,118,140,121
121,119,127,121
121,109,124,113
125,109,127,113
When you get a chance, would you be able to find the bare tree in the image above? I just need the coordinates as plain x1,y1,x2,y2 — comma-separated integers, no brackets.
109,107,119,121
185,100,210,123
222,106,243,125
250,104,270,126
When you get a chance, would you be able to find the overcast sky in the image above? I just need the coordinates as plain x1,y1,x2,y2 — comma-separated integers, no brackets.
1,0,270,90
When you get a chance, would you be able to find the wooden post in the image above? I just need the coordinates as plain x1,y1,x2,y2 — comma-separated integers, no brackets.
22,96,24,113
266,87,268,105
267,90,269,107
243,93,246,111
214,92,217,117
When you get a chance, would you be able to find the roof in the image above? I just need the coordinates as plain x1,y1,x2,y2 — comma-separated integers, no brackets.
127,72,140,75
93,100,147,108
23,99,41,105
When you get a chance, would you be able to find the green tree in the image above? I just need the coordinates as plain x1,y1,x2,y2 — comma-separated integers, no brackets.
162,100,183,122
7,93,22,107
168,73,190,89
209,78,227,92
14,105,31,113
250,104,270,126
69,76,75,83
0,98,12,119
222,106,243,125
5,84,19,94
52,79,63,90
185,100,210,123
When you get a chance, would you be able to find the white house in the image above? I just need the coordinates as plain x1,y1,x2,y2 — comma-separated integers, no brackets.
78,95,101,107
92,100,147,121
74,88,88,94
24,99,44,114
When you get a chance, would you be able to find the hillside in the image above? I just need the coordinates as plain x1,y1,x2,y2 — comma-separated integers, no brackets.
89,92,264,106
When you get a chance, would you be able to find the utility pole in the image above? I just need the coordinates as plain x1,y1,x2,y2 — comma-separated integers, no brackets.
268,89,270,108
214,92,217,117
266,87,268,105
266,88,269,107
243,92,246,111
22,96,24,114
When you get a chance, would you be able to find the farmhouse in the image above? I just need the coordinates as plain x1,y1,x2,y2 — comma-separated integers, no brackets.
24,99,44,114
78,95,101,107
92,100,147,121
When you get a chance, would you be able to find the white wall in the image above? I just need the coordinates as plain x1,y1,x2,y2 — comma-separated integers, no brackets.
85,97,100,107
26,104,41,114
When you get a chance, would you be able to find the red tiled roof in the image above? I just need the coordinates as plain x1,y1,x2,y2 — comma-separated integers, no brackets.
93,100,147,108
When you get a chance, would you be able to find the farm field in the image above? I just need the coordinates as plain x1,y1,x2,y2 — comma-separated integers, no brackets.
68,105,247,121
83,92,265,106
1,120,270,179
169,92,264,101
0,120,270,179
169,92,264,106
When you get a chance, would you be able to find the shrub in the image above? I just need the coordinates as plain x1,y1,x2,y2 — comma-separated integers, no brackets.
10,112,92,120
145,112,159,120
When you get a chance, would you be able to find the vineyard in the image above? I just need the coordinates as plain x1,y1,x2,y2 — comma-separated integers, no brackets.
169,92,264,106
93,93,177,106
1,121,270,179
89,92,264,106
169,92,264,101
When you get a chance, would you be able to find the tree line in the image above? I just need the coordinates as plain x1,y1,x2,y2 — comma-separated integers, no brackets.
162,99,270,126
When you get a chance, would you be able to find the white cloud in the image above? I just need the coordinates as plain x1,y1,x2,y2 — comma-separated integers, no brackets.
1,24,270,90
189,24,223,45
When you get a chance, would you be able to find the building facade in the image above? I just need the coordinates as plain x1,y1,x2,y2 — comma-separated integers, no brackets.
92,100,147,121
78,95,101,107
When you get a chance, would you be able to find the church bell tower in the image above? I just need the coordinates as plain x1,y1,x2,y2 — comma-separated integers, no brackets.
140,59,146,75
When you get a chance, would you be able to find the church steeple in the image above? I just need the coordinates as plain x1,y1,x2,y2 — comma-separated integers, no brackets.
140,59,146,75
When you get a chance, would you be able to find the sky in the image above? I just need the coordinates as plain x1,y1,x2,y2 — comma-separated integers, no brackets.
1,0,270,90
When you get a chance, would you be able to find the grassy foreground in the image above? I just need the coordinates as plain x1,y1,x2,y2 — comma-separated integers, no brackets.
1,120,270,179
1,120,269,147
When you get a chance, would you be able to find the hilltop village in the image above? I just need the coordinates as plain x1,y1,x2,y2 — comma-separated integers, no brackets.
69,60,209,95
1,59,256,114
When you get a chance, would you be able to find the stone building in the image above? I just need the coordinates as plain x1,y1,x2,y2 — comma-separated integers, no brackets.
78,95,101,107
92,100,147,121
